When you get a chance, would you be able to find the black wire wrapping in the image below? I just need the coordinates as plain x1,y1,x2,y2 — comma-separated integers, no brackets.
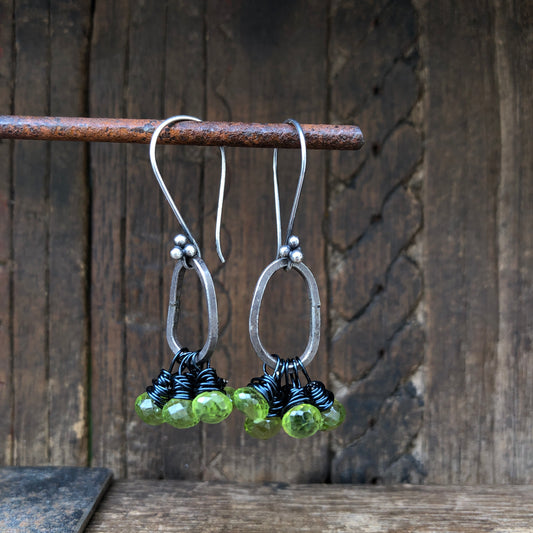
171,372,196,400
145,347,228,406
194,366,227,394
248,359,286,418
247,355,335,416
304,380,334,411
146,368,174,408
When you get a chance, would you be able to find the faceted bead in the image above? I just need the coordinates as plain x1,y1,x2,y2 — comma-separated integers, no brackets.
134,392,164,425
162,398,199,429
224,386,235,401
233,387,269,421
244,416,282,440
282,403,321,438
320,400,346,431
192,390,233,424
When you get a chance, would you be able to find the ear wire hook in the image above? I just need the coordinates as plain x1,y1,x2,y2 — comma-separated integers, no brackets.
150,115,227,263
272,118,307,258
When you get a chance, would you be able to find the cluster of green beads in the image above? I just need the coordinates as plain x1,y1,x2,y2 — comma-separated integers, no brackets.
135,387,233,428
233,386,346,440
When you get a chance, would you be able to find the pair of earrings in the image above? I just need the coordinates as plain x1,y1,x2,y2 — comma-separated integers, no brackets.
134,116,345,439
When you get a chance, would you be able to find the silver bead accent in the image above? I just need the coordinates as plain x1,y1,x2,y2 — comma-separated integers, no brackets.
170,246,184,260
279,245,291,258
289,249,303,263
183,243,197,257
174,234,188,247
288,235,300,249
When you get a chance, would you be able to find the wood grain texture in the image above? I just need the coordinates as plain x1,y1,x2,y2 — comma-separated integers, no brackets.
493,0,533,483
3,0,533,488
87,481,533,532
12,0,50,465
421,0,501,484
0,0,14,466
159,0,205,480
48,0,91,467
203,0,329,482
89,0,130,477
122,0,167,479
328,0,424,483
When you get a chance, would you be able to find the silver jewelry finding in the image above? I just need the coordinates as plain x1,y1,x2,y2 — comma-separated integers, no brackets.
249,119,321,369
150,115,227,263
150,115,226,363
167,256,218,363
249,258,320,369
273,118,307,257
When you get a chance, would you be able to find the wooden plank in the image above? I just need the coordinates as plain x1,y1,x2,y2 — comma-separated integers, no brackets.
159,0,205,479
12,0,50,465
89,0,130,477
122,0,167,478
48,0,91,467
0,0,14,466
204,0,329,482
87,481,533,532
0,467,112,533
493,0,533,483
422,1,500,483
328,0,424,483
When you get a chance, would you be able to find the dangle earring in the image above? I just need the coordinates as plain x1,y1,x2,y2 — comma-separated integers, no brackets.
134,115,233,428
232,119,346,439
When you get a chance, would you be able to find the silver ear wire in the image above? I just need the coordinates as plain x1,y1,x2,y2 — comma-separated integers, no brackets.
150,115,227,263
150,115,226,363
249,118,320,369
272,118,307,257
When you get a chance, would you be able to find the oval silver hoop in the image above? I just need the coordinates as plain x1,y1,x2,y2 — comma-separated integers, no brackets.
166,256,218,364
249,258,321,369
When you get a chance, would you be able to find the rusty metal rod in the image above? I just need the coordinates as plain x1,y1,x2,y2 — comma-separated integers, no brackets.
0,115,364,150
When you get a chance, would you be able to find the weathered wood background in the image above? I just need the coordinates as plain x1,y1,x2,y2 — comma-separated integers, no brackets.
0,0,531,484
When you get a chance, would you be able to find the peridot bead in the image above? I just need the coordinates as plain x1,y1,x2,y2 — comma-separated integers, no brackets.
320,400,346,431
192,390,233,424
224,386,235,400
162,398,199,429
244,416,282,440
233,386,269,421
134,392,164,425
282,403,321,438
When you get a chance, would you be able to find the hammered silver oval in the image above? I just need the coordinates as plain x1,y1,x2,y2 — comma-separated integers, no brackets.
166,257,218,364
249,258,321,369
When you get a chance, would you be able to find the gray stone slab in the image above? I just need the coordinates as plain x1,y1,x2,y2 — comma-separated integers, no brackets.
0,467,112,533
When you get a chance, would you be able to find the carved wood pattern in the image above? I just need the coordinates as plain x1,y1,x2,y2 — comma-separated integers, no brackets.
328,0,425,483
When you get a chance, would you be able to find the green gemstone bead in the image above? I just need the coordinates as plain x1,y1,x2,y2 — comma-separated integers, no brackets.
320,400,346,431
282,403,322,438
244,416,282,440
162,398,199,429
233,386,269,421
134,392,164,425
224,386,235,401
192,390,233,424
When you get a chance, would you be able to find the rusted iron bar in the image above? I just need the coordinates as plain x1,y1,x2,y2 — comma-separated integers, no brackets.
0,115,364,150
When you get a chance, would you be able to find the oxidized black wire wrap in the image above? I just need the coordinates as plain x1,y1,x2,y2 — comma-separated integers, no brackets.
304,380,334,411
171,372,196,400
145,347,228,406
283,383,309,411
146,368,174,408
248,359,286,418
194,366,227,394
246,355,335,416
